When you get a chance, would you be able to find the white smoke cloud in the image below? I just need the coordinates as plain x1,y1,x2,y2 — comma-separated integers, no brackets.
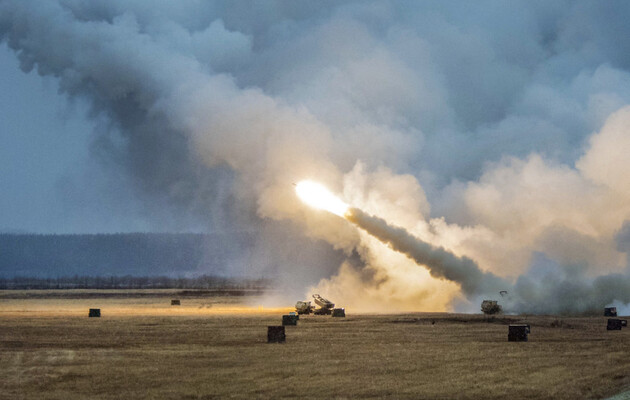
3,0,630,313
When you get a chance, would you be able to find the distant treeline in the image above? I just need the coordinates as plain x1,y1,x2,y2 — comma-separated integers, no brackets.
0,233,254,278
0,275,271,290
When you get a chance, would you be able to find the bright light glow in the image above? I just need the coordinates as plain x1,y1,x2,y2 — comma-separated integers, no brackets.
295,180,349,216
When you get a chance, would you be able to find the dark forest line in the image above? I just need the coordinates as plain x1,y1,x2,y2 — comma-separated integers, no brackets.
0,274,270,290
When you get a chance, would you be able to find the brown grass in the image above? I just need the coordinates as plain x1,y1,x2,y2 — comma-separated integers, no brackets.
1,291,629,399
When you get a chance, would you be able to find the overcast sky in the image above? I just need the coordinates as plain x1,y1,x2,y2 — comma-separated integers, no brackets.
2,1,629,235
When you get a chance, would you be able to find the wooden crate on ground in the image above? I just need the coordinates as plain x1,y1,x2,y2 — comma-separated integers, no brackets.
267,326,286,343
508,324,530,341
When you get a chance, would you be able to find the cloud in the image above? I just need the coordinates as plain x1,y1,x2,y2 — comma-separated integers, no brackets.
3,1,630,312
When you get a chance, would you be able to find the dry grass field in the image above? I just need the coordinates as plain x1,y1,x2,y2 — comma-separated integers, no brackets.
1,290,630,399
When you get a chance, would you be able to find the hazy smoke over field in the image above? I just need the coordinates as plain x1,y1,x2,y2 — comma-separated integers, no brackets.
3,0,630,313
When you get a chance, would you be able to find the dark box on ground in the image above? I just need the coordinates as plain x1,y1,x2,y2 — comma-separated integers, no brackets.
89,308,101,318
282,315,298,326
267,326,286,343
171,299,181,306
604,307,617,317
508,324,530,341
331,308,345,317
607,318,627,330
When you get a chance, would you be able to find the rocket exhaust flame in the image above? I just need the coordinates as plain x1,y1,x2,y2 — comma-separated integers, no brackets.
295,180,349,217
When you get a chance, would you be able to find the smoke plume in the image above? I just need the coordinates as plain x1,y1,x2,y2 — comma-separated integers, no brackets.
3,1,630,313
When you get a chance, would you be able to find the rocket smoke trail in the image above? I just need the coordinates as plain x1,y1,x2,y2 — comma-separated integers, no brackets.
345,207,509,297
344,204,630,314
346,205,630,314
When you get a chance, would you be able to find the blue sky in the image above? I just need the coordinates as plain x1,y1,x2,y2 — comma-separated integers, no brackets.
0,43,93,233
